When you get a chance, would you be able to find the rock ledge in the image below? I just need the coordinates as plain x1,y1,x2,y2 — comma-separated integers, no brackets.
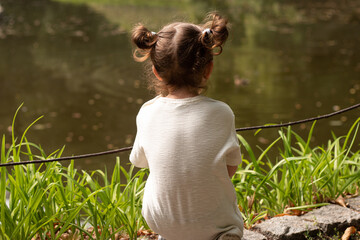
242,196,360,240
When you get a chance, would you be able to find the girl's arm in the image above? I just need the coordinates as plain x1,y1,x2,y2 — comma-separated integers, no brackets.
227,165,238,178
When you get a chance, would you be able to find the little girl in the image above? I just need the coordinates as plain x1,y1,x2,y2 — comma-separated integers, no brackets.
130,13,244,240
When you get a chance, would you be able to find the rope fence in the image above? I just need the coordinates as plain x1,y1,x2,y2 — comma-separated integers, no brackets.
1,102,359,167
235,102,360,132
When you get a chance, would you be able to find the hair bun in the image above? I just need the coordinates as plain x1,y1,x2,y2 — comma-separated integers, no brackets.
200,12,229,55
131,24,157,50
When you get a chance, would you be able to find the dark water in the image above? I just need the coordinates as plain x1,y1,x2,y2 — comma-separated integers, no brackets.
0,0,359,171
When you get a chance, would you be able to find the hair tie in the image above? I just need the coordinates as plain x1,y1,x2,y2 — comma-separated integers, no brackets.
151,31,157,35
202,28,212,35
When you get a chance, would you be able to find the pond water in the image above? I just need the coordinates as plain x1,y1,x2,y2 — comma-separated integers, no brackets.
0,0,359,171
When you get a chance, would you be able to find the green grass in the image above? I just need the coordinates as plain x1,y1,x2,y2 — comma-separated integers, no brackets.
1,106,149,240
234,119,360,228
1,105,360,238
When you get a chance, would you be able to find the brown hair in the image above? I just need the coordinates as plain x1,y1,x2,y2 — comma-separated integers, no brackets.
131,12,229,96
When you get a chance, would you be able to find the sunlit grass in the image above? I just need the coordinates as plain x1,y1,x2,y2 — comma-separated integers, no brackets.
1,105,360,238
0,106,148,240
1,147,148,239
234,118,360,228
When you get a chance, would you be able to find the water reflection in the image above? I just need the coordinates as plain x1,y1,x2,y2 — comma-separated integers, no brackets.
0,0,359,171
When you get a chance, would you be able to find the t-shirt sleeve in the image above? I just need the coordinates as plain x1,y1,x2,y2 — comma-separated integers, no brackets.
224,112,242,166
224,133,242,166
129,112,149,168
129,133,148,168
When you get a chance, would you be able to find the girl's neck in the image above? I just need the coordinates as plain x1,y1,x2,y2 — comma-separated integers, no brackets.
165,87,199,99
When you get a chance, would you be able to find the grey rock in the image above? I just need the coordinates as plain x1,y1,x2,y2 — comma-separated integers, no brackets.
242,229,267,240
301,204,360,235
242,203,360,239
252,215,320,240
347,196,360,212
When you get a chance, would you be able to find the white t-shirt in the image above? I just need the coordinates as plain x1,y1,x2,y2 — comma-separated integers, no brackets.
130,95,243,240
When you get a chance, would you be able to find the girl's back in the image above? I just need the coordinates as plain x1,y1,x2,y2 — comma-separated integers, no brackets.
130,13,244,240
131,96,243,239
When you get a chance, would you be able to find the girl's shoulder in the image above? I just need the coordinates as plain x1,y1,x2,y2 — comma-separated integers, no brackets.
137,95,234,117
140,96,161,108
136,96,163,112
201,97,235,115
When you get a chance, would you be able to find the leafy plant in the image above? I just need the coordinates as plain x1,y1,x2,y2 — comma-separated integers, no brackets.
234,118,360,228
0,105,149,240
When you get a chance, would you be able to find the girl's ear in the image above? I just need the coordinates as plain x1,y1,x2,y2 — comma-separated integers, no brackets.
152,65,163,81
204,61,213,80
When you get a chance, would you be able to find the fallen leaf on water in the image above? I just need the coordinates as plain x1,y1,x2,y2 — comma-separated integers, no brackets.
341,226,356,240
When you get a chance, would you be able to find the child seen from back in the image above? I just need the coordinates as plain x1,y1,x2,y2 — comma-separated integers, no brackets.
130,13,244,240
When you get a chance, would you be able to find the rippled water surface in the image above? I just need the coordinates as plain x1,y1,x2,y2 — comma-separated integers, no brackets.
0,0,359,170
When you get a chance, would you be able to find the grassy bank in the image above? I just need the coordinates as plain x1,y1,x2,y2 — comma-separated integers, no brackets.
1,106,149,240
235,118,360,228
1,106,360,239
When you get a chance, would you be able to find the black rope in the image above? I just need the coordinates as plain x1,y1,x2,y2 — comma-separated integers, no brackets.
0,103,359,167
1,147,133,167
236,102,360,132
